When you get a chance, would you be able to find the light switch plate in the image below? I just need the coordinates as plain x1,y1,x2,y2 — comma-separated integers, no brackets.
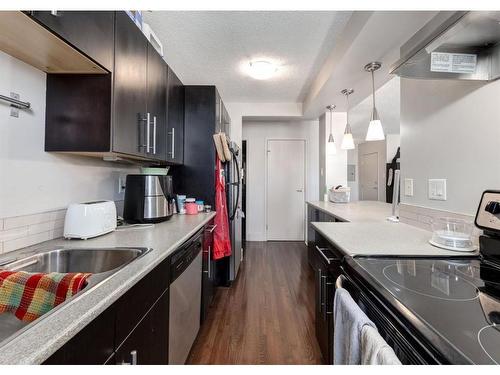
428,179,447,200
404,178,414,196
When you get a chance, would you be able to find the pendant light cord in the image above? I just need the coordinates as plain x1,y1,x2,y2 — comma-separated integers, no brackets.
330,108,333,135
371,70,376,109
346,92,350,125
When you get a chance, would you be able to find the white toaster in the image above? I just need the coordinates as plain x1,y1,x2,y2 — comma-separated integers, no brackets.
64,200,117,240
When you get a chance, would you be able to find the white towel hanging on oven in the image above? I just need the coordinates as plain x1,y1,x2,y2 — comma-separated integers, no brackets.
333,287,376,365
361,325,402,365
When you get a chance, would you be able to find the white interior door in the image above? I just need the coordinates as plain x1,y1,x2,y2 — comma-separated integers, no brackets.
360,152,379,201
266,140,305,241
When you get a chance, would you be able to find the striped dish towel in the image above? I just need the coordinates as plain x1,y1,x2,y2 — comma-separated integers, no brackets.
0,271,91,322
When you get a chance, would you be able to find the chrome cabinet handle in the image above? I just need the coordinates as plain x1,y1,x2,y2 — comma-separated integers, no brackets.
208,245,211,277
206,224,217,233
146,113,151,153
326,281,334,316
321,275,328,319
121,350,138,365
168,128,175,159
171,127,175,159
318,269,323,314
152,116,157,154
315,245,332,265
296,189,303,192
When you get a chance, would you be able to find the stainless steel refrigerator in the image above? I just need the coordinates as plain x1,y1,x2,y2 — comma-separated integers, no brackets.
225,141,243,282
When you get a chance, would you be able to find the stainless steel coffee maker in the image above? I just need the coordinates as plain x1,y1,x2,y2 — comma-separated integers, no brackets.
123,174,175,223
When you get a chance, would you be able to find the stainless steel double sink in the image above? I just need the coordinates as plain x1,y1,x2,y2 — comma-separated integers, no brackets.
0,247,152,346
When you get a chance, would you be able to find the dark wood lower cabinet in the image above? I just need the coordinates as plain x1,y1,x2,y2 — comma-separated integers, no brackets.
44,305,116,365
312,229,344,365
44,256,170,365
114,290,169,365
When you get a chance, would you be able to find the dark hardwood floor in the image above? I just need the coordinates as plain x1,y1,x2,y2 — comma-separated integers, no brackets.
187,241,323,365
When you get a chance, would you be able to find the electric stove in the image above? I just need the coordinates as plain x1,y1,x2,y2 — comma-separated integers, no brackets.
345,256,500,364
337,190,500,364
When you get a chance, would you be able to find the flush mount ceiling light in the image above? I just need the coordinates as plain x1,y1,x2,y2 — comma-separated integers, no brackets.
341,88,355,150
326,104,336,155
248,60,278,80
364,61,385,141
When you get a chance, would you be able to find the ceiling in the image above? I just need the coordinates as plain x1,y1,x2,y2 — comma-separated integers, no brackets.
349,77,401,142
143,11,352,103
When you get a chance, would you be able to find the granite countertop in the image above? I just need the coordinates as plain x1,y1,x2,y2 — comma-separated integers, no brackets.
307,200,393,222
0,212,216,365
311,221,479,257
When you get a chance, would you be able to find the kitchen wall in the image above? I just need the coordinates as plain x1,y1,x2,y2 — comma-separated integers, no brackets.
324,112,348,192
242,120,319,241
400,78,500,215
357,140,387,201
347,148,359,201
0,51,138,253
226,102,303,147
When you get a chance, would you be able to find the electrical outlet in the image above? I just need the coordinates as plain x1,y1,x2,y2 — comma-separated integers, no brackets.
404,178,414,196
118,174,127,194
428,179,447,201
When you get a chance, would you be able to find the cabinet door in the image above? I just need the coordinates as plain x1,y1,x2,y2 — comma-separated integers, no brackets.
215,90,222,133
201,221,216,323
115,290,169,365
166,67,184,164
222,103,231,136
115,256,170,346
112,11,148,157
146,45,167,160
30,11,114,72
43,305,116,365
315,265,333,364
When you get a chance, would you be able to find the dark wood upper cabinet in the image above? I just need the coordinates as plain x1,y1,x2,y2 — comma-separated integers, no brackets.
146,45,168,161
43,11,181,164
166,67,185,164
29,11,115,72
112,11,148,157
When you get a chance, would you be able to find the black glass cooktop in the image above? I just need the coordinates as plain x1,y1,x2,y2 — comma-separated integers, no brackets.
348,257,500,364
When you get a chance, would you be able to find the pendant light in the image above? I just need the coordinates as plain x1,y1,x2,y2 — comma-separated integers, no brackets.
341,88,355,150
326,105,336,155
364,61,385,141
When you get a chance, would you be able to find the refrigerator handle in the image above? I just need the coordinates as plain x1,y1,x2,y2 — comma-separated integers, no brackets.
229,152,241,220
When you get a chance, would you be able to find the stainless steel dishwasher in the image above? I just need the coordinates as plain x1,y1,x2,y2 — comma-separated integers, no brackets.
168,231,203,364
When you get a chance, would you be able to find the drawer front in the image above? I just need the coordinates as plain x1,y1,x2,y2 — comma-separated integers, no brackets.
114,290,169,365
115,257,170,346
44,304,116,365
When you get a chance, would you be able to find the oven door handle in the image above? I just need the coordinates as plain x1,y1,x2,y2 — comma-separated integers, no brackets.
335,274,347,290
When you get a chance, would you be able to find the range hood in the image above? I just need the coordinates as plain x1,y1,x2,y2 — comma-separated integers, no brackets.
391,11,500,81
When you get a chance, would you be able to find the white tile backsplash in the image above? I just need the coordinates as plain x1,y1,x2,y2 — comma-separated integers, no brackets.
0,201,123,254
0,209,67,254
399,203,481,245
0,227,29,242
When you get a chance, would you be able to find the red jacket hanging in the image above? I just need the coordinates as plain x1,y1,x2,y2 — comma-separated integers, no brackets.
213,154,232,260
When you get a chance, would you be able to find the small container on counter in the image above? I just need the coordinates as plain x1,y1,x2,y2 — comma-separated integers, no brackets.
196,200,204,212
176,195,187,214
204,205,212,213
185,198,198,215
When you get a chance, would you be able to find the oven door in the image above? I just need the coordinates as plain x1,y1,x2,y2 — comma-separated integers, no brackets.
335,270,438,365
